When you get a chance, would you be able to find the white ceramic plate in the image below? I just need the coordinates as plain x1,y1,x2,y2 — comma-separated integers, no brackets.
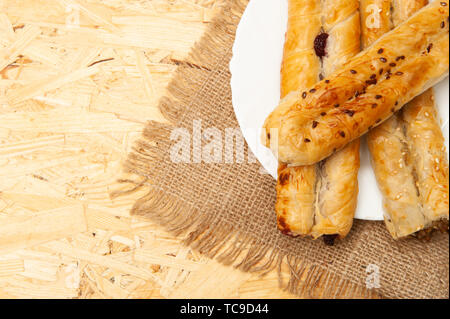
230,0,449,221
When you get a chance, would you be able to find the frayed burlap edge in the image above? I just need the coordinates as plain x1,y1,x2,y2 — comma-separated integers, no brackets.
113,0,380,299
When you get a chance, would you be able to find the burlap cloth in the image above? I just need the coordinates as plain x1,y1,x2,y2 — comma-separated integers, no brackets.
117,1,449,299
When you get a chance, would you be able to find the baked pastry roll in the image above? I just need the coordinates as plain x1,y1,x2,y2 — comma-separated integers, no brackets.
369,90,449,239
276,0,360,243
400,90,449,238
363,0,449,239
262,0,449,166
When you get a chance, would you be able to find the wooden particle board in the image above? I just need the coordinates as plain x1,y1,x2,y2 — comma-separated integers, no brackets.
0,0,373,299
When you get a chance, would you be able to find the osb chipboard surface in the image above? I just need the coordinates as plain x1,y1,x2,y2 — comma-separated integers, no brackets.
0,0,305,299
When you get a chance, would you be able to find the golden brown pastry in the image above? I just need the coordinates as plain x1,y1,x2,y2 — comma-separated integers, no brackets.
276,0,360,243
280,0,321,98
262,0,449,166
391,0,429,26
401,90,449,236
369,115,427,238
369,90,449,239
365,0,449,239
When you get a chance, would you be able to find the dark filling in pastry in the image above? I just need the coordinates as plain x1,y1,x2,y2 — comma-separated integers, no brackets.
314,33,329,59
323,234,338,246
414,219,449,241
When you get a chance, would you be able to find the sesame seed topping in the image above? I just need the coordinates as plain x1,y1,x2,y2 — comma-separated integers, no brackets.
378,49,384,54
344,109,355,117
325,79,330,83
304,138,311,143
441,21,446,28
339,131,346,138
395,71,404,75
375,95,382,99
372,104,378,108
334,104,340,108
441,2,447,6
350,69,357,74
380,57,387,63
321,112,326,116
312,121,318,128
310,88,317,93
389,62,396,67
302,92,307,99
